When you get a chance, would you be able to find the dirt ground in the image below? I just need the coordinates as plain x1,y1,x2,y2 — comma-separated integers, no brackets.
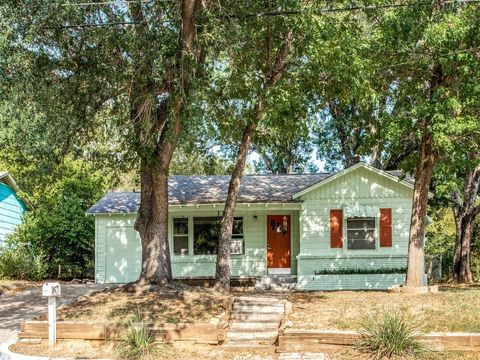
10,339,278,360
11,340,480,360
0,280,42,295
57,284,232,324
286,286,480,332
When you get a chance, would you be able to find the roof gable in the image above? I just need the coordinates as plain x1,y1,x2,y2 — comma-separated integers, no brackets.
0,171,31,210
293,163,414,199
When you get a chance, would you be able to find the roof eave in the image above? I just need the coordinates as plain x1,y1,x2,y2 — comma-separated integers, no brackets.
87,200,304,215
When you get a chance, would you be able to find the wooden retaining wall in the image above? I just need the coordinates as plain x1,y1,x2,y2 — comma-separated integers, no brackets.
278,329,480,353
19,320,227,344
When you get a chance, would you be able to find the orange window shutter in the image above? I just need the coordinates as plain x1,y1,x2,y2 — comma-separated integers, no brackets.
329,209,343,248
380,208,393,247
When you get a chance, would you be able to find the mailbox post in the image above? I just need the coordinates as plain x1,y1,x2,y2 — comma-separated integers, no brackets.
42,282,61,348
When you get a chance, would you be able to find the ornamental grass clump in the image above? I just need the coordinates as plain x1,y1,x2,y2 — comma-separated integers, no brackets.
115,311,159,360
355,311,426,359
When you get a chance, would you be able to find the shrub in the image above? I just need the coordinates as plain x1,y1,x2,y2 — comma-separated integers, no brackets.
3,161,104,280
115,312,159,360
314,267,407,275
355,311,426,359
0,244,47,280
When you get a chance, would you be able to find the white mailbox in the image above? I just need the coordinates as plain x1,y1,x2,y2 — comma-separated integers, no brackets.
42,282,61,347
42,282,61,297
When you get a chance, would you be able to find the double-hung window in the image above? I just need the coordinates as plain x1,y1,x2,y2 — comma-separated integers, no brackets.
231,218,244,255
346,218,376,250
173,218,189,255
193,217,244,255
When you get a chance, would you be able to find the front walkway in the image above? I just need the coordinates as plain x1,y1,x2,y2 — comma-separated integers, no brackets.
0,283,110,344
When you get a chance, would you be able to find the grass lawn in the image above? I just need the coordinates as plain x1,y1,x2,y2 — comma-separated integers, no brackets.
58,285,232,324
286,285,480,333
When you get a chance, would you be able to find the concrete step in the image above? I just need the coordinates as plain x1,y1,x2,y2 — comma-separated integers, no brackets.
257,276,298,284
234,296,282,303
255,283,297,291
233,305,285,314
227,330,278,341
234,300,285,307
221,340,275,352
230,312,283,322
229,321,279,331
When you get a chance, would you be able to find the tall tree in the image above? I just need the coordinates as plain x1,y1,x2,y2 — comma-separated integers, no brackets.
211,0,315,291
1,0,214,285
370,0,480,287
215,28,295,291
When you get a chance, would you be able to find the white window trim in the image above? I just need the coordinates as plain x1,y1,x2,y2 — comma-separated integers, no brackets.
172,217,190,256
342,212,380,253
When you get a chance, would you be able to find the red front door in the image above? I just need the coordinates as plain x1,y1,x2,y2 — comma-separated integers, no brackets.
267,215,291,269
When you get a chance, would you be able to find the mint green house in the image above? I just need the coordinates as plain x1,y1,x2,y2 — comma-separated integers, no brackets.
87,163,415,290
0,172,29,246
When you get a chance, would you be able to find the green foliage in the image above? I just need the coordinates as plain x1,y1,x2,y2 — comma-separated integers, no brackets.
356,311,426,360
2,159,105,280
0,244,46,280
115,311,158,360
314,267,407,276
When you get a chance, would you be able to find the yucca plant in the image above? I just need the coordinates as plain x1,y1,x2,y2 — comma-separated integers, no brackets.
115,311,158,360
355,311,426,359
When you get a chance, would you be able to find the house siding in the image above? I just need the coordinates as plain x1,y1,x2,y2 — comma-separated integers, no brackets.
93,165,416,289
0,183,26,245
296,167,413,290
95,208,300,284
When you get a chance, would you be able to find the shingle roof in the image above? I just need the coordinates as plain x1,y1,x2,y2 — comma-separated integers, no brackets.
86,166,414,215
86,174,330,214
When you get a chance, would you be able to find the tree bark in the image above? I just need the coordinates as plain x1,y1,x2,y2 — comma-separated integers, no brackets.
452,214,474,283
405,127,436,287
135,158,172,284
451,162,480,283
214,29,294,292
214,120,257,291
130,0,200,285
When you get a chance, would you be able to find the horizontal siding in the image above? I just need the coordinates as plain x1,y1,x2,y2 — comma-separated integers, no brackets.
95,209,300,283
0,183,26,244
299,200,412,255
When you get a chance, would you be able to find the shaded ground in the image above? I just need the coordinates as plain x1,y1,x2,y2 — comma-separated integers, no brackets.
286,286,480,332
0,280,42,296
59,285,232,323
0,283,110,343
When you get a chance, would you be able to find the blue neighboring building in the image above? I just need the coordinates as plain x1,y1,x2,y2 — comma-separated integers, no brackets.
0,172,29,245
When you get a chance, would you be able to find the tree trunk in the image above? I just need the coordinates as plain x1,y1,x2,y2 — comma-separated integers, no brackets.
214,120,257,291
405,128,436,287
451,162,480,283
135,158,172,284
452,214,474,283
